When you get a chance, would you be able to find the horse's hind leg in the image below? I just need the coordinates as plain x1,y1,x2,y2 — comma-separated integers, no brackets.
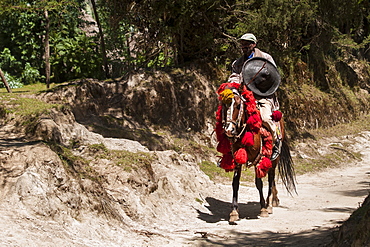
271,182,279,207
270,164,280,207
265,165,280,214
230,166,241,223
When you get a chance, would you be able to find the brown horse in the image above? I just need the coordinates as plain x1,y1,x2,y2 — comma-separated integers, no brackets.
216,85,296,223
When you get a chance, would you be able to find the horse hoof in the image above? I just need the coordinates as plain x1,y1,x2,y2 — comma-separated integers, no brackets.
260,208,269,217
272,200,280,207
229,209,239,223
267,206,273,214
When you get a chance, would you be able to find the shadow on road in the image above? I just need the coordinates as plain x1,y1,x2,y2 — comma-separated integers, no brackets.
196,197,260,223
192,227,335,247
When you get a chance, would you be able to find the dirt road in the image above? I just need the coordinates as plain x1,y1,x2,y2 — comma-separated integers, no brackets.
153,132,370,247
162,161,369,246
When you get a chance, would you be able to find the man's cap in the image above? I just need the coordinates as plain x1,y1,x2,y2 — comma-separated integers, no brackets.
239,33,257,43
242,57,280,97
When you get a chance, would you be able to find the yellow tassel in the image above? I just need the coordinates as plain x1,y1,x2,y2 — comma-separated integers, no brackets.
220,89,234,105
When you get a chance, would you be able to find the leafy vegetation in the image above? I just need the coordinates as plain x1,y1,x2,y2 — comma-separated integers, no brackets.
0,0,369,137
0,0,103,84
1,0,369,82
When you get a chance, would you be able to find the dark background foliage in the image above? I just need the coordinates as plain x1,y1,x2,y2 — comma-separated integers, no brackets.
0,0,370,135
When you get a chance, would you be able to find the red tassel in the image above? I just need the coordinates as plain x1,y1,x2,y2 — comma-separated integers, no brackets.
215,121,224,141
219,153,235,171
246,113,262,132
215,104,223,122
256,168,266,178
260,128,273,158
217,137,231,154
259,157,272,171
246,102,258,115
234,148,247,164
271,110,283,122
241,131,254,146
241,90,254,102
256,157,272,178
262,143,273,157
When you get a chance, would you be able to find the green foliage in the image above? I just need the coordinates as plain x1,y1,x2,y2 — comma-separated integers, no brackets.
22,62,41,84
0,8,44,79
1,71,23,89
0,48,23,74
0,0,369,120
51,32,103,82
228,0,318,60
99,0,235,68
0,0,99,84
0,48,42,86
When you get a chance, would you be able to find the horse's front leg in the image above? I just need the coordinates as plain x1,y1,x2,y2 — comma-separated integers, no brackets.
229,165,241,223
255,169,268,217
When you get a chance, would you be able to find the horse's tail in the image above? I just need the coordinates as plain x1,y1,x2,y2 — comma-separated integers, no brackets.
278,138,297,195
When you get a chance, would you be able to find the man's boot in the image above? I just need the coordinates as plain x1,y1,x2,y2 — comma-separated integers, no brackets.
271,138,282,161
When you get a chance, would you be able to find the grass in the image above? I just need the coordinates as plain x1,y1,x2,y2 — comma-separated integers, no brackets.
289,113,370,175
7,97,60,116
0,83,61,118
49,142,101,181
112,150,156,172
0,82,55,94
199,160,255,184
293,151,344,175
87,143,156,173
306,114,370,139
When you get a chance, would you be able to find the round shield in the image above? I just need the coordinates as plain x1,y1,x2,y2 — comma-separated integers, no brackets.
242,57,281,97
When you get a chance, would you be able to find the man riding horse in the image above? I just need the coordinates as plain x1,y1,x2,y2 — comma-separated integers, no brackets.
215,33,295,221
226,33,282,161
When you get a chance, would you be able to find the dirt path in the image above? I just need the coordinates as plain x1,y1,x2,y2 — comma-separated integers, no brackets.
149,133,370,247
148,163,369,247
160,163,369,246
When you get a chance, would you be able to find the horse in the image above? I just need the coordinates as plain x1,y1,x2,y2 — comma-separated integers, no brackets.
215,83,296,223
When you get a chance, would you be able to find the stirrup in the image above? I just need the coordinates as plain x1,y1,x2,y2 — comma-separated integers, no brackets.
271,139,282,161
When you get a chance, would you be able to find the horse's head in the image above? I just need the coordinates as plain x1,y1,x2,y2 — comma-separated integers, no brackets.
220,87,245,139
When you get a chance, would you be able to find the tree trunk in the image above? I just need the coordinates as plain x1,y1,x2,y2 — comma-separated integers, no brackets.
0,68,12,93
90,0,109,78
44,9,50,89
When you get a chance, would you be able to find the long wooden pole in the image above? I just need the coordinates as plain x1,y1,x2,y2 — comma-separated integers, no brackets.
0,68,12,93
